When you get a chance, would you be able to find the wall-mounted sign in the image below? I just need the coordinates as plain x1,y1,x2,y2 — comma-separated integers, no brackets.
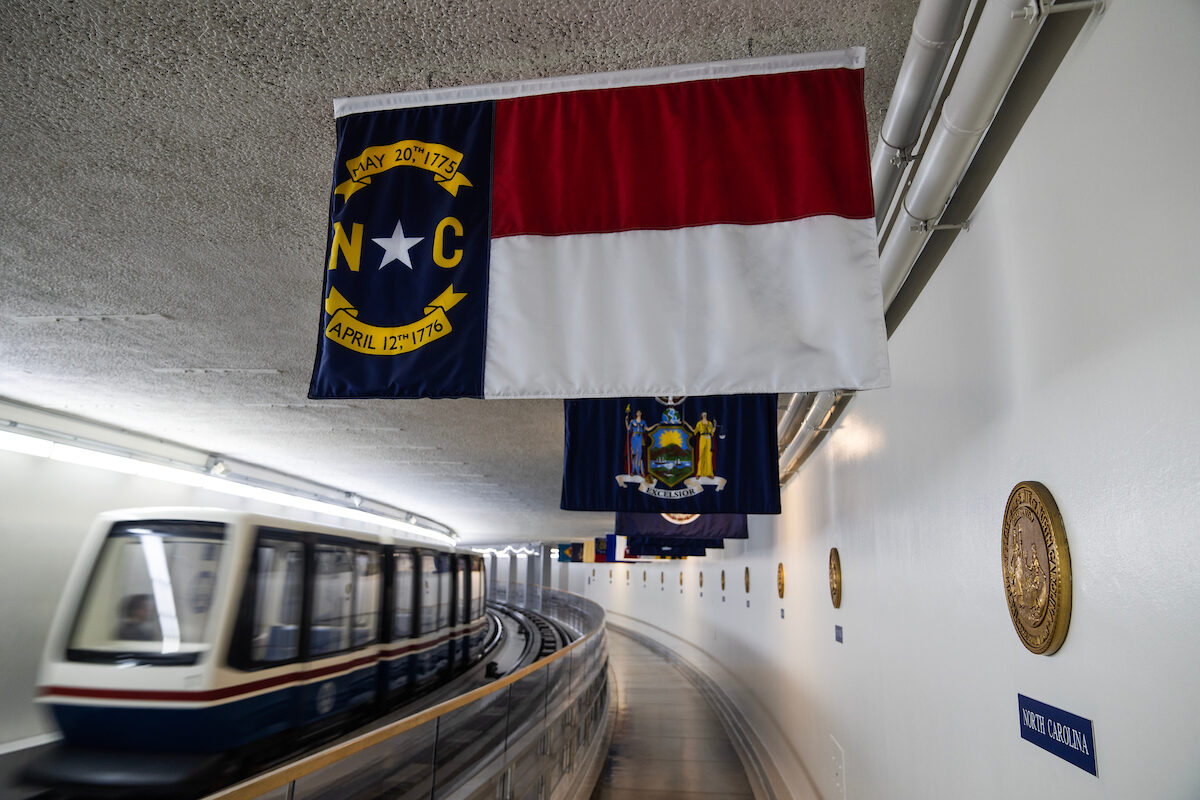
829,548,842,608
1018,694,1096,776
1003,481,1072,655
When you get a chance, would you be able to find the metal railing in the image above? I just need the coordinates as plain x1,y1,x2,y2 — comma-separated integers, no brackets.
205,588,608,800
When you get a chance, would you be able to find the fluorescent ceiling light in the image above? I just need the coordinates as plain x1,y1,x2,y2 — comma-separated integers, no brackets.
0,427,455,547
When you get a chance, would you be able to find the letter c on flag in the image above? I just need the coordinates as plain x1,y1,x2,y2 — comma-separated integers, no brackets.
434,216,463,269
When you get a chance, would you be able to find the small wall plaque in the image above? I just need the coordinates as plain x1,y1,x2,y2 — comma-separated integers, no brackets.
829,548,842,608
1018,694,1096,775
777,562,785,599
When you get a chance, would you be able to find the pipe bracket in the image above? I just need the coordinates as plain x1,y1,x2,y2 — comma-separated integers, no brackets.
909,219,970,233
1011,0,1104,23
889,147,921,168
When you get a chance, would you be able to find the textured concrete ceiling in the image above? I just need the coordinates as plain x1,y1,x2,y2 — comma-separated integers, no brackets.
0,0,919,543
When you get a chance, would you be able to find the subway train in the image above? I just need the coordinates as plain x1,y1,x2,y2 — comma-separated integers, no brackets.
29,508,491,793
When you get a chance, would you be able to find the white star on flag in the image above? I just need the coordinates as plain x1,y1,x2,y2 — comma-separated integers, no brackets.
373,219,424,270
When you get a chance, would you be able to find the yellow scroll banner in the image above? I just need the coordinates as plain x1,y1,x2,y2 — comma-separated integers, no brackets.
334,140,473,201
323,285,466,355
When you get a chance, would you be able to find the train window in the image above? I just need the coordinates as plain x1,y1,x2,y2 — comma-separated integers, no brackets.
311,544,353,655
435,553,452,630
471,559,484,619
353,549,380,647
419,553,439,633
67,521,225,665
249,538,304,663
394,550,415,638
456,556,469,624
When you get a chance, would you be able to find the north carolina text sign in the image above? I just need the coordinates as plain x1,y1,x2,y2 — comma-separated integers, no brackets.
1017,694,1097,776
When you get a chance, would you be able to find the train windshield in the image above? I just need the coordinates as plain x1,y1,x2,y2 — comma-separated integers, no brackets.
67,521,225,665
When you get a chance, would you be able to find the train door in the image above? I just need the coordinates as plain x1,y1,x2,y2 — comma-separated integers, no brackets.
295,536,380,731
414,550,441,684
452,554,470,665
469,555,487,657
433,552,452,674
385,548,417,697
228,529,307,739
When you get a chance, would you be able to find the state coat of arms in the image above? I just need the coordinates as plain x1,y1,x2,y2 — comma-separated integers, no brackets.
616,398,728,501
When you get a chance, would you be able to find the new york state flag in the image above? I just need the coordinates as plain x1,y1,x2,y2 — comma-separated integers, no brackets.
309,48,890,399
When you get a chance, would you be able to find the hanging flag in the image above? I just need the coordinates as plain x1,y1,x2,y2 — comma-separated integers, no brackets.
615,512,749,539
626,539,715,558
626,536,725,552
562,396,780,514
309,48,889,399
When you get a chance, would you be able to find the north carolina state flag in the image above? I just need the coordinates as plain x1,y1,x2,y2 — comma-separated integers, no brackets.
310,49,889,399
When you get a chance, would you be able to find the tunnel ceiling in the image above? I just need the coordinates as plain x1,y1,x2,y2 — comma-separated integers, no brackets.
0,0,919,543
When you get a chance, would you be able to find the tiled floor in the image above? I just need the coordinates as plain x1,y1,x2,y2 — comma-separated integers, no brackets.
590,629,754,799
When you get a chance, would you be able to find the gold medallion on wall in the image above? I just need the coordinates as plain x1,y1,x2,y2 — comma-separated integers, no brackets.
777,563,785,599
699,572,704,588
1002,481,1072,655
679,572,683,586
744,566,750,593
721,570,726,591
829,548,842,608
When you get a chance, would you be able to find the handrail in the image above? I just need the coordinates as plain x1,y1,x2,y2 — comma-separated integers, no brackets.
205,592,605,800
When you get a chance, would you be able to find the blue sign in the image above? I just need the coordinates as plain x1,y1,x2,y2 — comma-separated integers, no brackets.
835,625,843,643
1017,694,1097,776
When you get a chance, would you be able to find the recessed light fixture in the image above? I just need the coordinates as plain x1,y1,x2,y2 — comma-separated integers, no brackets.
9,313,170,324
243,403,358,409
152,368,281,375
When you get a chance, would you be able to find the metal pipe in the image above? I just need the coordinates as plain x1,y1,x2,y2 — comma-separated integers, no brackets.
872,0,973,227
778,390,839,477
776,391,816,450
784,0,1077,481
881,0,1044,305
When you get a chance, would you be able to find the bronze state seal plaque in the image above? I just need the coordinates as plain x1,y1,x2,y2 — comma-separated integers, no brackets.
829,548,842,608
1002,481,1072,655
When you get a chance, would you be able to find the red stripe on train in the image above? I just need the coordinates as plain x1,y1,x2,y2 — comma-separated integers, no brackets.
41,621,489,703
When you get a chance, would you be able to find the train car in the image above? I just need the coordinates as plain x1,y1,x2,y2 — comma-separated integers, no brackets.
29,508,490,794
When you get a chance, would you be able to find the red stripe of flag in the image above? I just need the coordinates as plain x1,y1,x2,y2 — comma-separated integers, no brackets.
491,67,872,238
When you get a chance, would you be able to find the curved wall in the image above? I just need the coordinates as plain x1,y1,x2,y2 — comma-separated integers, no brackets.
573,3,1200,797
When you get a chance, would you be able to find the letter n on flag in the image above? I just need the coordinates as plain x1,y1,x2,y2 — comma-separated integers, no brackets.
310,48,890,399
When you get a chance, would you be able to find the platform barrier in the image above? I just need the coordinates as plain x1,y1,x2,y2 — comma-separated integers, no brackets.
204,588,609,800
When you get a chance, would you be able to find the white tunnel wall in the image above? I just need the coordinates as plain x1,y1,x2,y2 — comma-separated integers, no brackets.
575,3,1200,798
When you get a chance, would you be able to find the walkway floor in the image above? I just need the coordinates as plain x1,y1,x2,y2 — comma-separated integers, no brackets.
590,628,754,799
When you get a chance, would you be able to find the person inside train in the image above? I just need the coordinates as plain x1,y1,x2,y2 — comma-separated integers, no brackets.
117,593,159,641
